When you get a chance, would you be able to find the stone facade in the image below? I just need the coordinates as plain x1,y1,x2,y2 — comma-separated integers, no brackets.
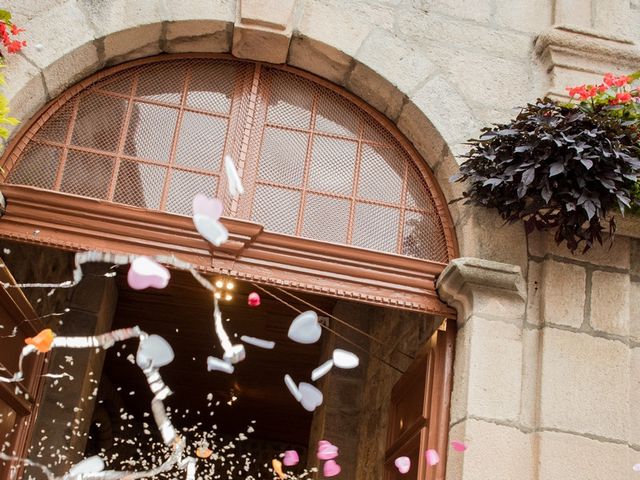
1,0,640,479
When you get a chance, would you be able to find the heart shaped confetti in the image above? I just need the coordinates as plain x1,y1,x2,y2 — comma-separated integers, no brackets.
207,356,234,374
311,359,334,381
25,328,55,353
224,155,245,198
394,456,411,474
299,382,323,412
282,450,299,467
68,456,105,476
247,292,261,307
451,440,468,452
240,335,275,349
196,446,212,459
288,311,322,344
425,449,440,466
333,349,359,369
127,256,170,290
272,458,286,480
192,194,223,219
323,459,341,477
136,334,175,368
317,440,339,460
284,374,302,402
222,344,246,364
193,214,229,247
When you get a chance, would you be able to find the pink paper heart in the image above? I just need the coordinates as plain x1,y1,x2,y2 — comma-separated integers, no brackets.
299,382,323,412
248,292,261,307
282,450,299,466
451,440,468,452
425,449,440,466
317,440,338,460
323,459,341,477
192,193,223,219
394,456,410,474
127,257,170,290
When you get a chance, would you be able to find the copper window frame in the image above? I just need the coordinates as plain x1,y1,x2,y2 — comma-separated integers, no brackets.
0,54,458,316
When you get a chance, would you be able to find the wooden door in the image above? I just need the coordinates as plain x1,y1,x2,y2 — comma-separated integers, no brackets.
0,261,47,480
384,319,456,480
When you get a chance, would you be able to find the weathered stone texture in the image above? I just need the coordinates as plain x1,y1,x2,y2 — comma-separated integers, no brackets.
453,207,529,276
447,419,534,480
164,20,231,53
353,29,435,95
450,316,523,423
539,328,629,441
540,260,586,328
537,430,631,480
528,230,631,270
631,281,640,343
590,270,630,336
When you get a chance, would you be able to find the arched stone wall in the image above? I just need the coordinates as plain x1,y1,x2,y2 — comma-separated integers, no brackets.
5,3,640,480
2,0,548,271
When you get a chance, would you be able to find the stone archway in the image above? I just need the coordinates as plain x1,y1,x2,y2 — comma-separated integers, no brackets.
3,0,529,272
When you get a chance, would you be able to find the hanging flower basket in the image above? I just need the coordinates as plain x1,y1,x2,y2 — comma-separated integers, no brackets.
453,72,640,253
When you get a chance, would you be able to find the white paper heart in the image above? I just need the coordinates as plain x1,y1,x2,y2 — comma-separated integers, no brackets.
193,214,228,247
192,193,223,219
287,311,322,344
298,382,323,412
69,456,105,477
395,456,411,474
284,374,302,402
333,349,359,369
222,344,246,364
127,256,170,290
311,359,334,381
241,335,275,349
224,155,244,198
136,335,175,369
207,356,234,374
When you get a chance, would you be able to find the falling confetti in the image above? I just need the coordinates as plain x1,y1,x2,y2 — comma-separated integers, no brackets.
247,292,261,307
287,311,322,344
240,335,275,349
224,155,244,198
311,359,333,381
425,449,440,466
282,450,299,467
323,459,341,477
394,456,411,474
317,440,338,460
127,256,170,290
332,349,359,369
451,440,468,452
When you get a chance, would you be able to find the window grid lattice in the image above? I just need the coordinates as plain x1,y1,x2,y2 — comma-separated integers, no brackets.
6,58,450,262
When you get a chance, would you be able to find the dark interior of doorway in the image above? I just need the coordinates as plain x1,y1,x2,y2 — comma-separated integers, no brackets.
85,268,338,476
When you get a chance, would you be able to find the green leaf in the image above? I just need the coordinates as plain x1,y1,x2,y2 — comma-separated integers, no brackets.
0,9,12,25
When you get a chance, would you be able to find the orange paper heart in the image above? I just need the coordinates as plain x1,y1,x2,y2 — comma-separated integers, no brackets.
196,447,212,459
25,329,55,353
272,459,286,480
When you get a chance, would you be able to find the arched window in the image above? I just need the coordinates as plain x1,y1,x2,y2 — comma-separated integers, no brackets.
0,55,456,314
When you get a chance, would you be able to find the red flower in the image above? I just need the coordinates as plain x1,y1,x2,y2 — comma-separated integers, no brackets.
613,75,631,87
10,24,24,36
597,84,608,93
603,72,616,86
566,85,587,98
611,92,632,104
6,40,25,53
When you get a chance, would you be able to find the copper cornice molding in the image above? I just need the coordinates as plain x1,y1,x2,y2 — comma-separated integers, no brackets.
0,185,454,316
